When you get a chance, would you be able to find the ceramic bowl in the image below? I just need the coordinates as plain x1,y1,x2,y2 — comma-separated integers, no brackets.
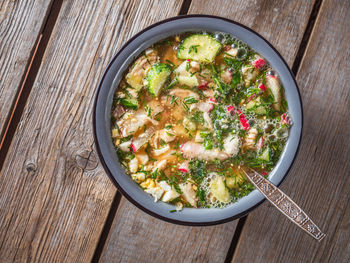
93,15,303,226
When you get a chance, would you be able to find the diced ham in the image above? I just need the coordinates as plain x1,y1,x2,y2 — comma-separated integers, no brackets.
266,74,281,111
243,128,258,149
203,112,213,130
169,88,199,100
135,152,149,165
196,101,214,112
152,159,167,173
117,110,159,137
221,70,232,84
153,144,170,156
181,142,229,161
113,105,126,119
126,49,159,90
131,127,155,152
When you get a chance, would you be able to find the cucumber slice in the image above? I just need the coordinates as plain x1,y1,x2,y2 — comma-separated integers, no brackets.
120,96,139,110
245,97,267,115
146,63,171,96
177,34,222,63
258,147,271,162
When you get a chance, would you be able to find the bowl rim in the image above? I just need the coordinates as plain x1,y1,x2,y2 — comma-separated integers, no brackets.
93,14,303,226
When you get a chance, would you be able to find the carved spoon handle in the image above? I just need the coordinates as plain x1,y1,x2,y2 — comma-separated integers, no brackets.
242,169,326,241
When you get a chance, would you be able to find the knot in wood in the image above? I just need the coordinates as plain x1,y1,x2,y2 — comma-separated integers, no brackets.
75,150,98,171
25,163,37,172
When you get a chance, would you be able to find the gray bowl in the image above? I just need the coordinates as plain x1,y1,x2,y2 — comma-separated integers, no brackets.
93,15,303,226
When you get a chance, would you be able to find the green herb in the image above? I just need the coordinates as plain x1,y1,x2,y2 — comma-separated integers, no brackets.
170,95,179,105
189,44,200,54
165,78,178,91
181,100,189,111
189,111,204,125
165,124,173,129
186,60,190,71
169,209,177,213
165,59,175,67
144,105,152,117
183,96,199,105
165,131,175,137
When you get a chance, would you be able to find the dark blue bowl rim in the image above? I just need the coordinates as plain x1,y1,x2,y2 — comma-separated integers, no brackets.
92,14,303,226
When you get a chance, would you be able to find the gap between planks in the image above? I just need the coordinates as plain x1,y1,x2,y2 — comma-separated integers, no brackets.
229,0,324,262
90,1,193,261
0,0,64,170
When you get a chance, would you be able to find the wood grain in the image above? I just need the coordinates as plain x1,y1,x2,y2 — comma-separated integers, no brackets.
0,1,183,262
232,0,350,262
99,1,316,262
0,0,53,139
189,0,316,67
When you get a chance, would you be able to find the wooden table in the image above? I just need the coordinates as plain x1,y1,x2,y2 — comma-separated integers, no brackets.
0,0,349,262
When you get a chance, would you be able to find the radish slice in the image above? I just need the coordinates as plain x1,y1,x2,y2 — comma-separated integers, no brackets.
178,160,189,173
198,81,208,90
253,58,266,69
258,83,266,91
257,136,264,149
227,105,234,112
208,97,217,104
281,113,290,125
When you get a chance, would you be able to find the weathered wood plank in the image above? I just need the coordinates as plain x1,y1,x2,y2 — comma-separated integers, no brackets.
99,1,315,262
190,0,316,67
0,0,53,139
0,1,183,262
232,0,350,262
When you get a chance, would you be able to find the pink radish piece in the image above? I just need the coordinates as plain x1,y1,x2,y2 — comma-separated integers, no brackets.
258,83,266,92
253,58,266,69
178,160,189,173
227,105,234,112
198,81,208,90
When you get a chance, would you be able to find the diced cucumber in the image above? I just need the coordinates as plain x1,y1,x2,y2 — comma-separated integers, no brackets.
245,97,267,115
126,73,143,91
146,63,171,96
258,147,271,162
120,96,139,110
177,34,222,63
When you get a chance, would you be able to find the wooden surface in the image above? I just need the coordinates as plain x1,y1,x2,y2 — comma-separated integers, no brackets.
232,0,350,262
0,0,349,262
98,1,316,262
0,0,53,139
0,0,182,262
